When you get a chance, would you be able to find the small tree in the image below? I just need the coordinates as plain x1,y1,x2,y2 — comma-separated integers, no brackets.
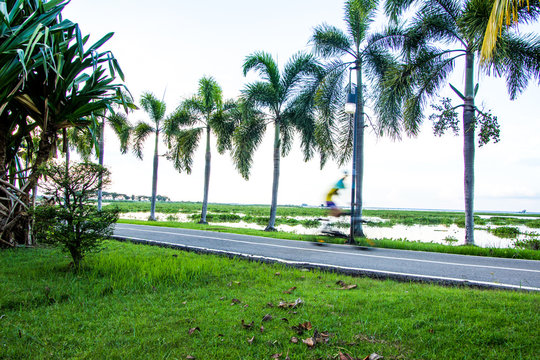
34,162,119,270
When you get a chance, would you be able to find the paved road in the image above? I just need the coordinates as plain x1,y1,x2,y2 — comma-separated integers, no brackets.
113,223,540,291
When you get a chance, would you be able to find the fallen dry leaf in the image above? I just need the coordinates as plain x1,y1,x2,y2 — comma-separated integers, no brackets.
188,327,200,335
275,272,281,276
247,336,255,344
283,286,297,294
281,318,289,322
278,298,303,309
336,280,357,290
186,356,195,360
230,298,241,305
291,321,312,334
266,302,275,307
260,325,265,333
363,354,384,360
302,337,316,348
271,353,282,359
219,296,225,300
290,336,299,343
262,314,273,322
241,320,254,329
339,352,355,360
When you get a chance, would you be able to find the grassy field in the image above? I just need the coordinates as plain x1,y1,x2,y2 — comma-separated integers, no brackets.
1,241,539,359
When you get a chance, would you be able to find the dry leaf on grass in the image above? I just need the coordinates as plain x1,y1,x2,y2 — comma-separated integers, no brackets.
247,336,255,344
291,321,312,334
188,327,200,335
262,314,273,322
230,298,241,305
241,320,254,329
271,353,282,359
278,298,303,309
290,336,299,343
336,280,357,290
186,356,195,360
363,354,383,360
283,286,297,294
302,337,316,348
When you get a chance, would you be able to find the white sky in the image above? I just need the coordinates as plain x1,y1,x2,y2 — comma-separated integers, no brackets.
63,0,540,212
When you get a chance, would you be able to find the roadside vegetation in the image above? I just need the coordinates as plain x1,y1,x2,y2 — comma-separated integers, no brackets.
1,241,538,360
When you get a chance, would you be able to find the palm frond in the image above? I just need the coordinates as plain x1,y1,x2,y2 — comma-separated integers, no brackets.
107,112,131,154
243,51,281,91
486,32,540,99
345,0,380,47
232,101,266,179
132,121,155,159
198,76,223,113
242,81,276,110
140,91,166,124
310,23,354,58
281,52,321,98
167,128,203,174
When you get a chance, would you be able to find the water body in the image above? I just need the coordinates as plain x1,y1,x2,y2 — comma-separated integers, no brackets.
119,212,535,249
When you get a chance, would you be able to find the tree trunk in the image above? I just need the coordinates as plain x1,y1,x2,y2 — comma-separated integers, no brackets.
97,117,105,211
200,126,211,224
352,63,366,238
266,120,280,231
150,130,159,221
1,129,56,246
463,51,476,245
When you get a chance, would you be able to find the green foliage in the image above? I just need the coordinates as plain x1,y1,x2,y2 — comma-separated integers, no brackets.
33,162,119,270
489,226,521,238
1,241,539,359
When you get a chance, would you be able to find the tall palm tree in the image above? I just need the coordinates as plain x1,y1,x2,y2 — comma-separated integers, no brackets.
310,0,398,238
380,0,540,244
66,107,133,211
133,92,169,221
165,76,236,224
480,0,540,62
239,51,325,231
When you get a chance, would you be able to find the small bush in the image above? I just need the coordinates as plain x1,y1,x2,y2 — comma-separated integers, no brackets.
490,226,520,238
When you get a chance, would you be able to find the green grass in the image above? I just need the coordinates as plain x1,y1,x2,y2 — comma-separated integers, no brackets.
1,241,539,359
117,219,540,260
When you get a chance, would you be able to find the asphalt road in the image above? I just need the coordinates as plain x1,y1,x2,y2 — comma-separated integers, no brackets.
113,223,540,291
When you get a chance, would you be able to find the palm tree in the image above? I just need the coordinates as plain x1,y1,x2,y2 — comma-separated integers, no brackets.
132,92,169,221
239,51,325,231
165,76,236,224
480,0,540,62
380,0,540,244
310,0,398,238
66,107,133,211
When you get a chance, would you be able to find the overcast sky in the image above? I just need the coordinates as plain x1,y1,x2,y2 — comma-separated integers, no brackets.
62,0,540,213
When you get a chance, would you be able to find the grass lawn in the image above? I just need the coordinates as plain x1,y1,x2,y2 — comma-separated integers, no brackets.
1,241,539,359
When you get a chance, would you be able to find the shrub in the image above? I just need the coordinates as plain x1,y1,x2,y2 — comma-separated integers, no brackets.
33,162,119,270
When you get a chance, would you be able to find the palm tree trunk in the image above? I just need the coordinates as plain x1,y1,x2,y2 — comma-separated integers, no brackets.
97,117,105,211
200,126,211,224
266,120,280,231
150,130,159,221
352,63,366,238
463,51,476,245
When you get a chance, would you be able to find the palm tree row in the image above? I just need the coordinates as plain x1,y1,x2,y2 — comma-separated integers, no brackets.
123,0,538,245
